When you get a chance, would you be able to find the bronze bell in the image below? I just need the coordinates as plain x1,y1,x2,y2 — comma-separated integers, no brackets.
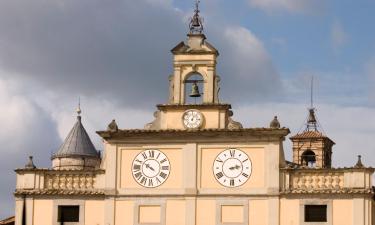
189,82,201,97
191,16,201,27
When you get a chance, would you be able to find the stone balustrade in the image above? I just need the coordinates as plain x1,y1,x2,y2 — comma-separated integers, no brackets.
281,168,374,194
45,171,98,190
15,169,105,195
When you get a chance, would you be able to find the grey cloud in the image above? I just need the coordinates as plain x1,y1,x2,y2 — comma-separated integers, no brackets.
0,0,282,108
0,81,60,218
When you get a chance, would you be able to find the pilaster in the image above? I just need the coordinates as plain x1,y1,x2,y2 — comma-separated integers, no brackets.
14,197,24,225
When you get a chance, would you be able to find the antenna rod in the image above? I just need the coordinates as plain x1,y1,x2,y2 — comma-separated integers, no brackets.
310,76,314,109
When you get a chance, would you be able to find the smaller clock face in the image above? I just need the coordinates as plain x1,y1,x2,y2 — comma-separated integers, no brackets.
132,149,170,188
213,149,252,187
183,109,203,129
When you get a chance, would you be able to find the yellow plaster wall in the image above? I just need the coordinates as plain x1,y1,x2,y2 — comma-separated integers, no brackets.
85,200,104,225
249,200,268,225
221,205,244,223
120,148,182,189
200,147,265,189
115,200,134,225
196,199,216,225
166,200,186,225
333,199,352,225
280,199,299,225
33,199,53,225
139,205,161,223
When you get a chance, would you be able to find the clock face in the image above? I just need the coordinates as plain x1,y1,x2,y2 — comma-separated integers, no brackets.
213,149,252,187
132,149,170,188
183,109,203,129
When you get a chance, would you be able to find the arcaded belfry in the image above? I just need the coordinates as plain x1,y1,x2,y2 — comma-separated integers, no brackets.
51,105,101,170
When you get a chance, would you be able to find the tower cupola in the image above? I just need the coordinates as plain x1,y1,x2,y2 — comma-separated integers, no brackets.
51,103,101,170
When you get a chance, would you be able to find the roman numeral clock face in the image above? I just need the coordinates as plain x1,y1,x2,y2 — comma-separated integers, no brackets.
132,150,170,188
213,149,252,187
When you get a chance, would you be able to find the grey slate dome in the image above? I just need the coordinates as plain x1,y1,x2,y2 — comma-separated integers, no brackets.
51,105,100,170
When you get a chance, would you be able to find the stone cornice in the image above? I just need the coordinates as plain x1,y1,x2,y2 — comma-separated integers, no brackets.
96,128,290,142
280,167,375,172
15,168,105,173
156,103,232,111
281,188,374,195
14,189,105,196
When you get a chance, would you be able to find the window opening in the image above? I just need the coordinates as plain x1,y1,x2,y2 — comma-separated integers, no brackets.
301,150,316,168
304,205,327,222
58,205,79,223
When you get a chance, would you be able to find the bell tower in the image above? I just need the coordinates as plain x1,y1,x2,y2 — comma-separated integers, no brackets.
145,0,242,130
169,0,220,105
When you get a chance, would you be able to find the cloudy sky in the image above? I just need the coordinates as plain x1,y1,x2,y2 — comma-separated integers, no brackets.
1,0,375,218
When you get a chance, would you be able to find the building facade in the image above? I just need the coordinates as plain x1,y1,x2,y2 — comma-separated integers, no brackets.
14,5,375,225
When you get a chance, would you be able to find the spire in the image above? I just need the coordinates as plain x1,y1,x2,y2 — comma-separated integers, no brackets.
51,103,99,159
189,0,204,34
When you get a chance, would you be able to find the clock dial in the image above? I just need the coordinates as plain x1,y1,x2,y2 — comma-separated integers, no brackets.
183,109,203,129
213,149,252,187
132,149,170,188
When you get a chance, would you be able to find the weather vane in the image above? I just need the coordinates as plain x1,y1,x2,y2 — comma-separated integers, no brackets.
189,0,204,34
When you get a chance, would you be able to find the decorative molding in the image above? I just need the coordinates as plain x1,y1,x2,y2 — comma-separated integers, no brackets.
134,199,166,225
215,199,249,225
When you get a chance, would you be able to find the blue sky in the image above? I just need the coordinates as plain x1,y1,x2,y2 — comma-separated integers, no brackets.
0,0,375,219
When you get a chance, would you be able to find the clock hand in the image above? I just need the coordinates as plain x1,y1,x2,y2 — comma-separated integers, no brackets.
145,163,155,171
229,165,241,170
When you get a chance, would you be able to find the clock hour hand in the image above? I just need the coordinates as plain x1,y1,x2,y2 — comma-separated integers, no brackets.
229,165,241,170
145,163,155,171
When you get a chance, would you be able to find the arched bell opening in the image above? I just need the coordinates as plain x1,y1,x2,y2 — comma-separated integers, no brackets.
301,150,316,168
184,73,204,104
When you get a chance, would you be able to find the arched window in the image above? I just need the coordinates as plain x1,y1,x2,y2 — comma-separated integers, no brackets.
301,150,316,168
184,73,204,104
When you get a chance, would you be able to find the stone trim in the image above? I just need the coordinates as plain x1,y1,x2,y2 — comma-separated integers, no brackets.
215,199,249,225
299,199,332,225
134,199,166,225
52,199,85,225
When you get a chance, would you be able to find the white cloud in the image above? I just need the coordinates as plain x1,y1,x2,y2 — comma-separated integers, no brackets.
248,0,324,13
331,20,348,52
216,26,282,103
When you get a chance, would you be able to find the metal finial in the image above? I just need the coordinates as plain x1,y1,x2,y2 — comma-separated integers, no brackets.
76,97,82,116
310,76,314,109
189,0,204,34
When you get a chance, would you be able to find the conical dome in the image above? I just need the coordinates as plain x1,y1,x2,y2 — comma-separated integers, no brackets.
52,116,98,158
51,110,100,170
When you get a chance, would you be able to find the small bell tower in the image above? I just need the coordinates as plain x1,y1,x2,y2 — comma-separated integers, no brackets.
290,79,335,168
145,0,242,130
169,0,220,104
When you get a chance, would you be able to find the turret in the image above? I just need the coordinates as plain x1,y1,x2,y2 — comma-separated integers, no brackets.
51,103,101,170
